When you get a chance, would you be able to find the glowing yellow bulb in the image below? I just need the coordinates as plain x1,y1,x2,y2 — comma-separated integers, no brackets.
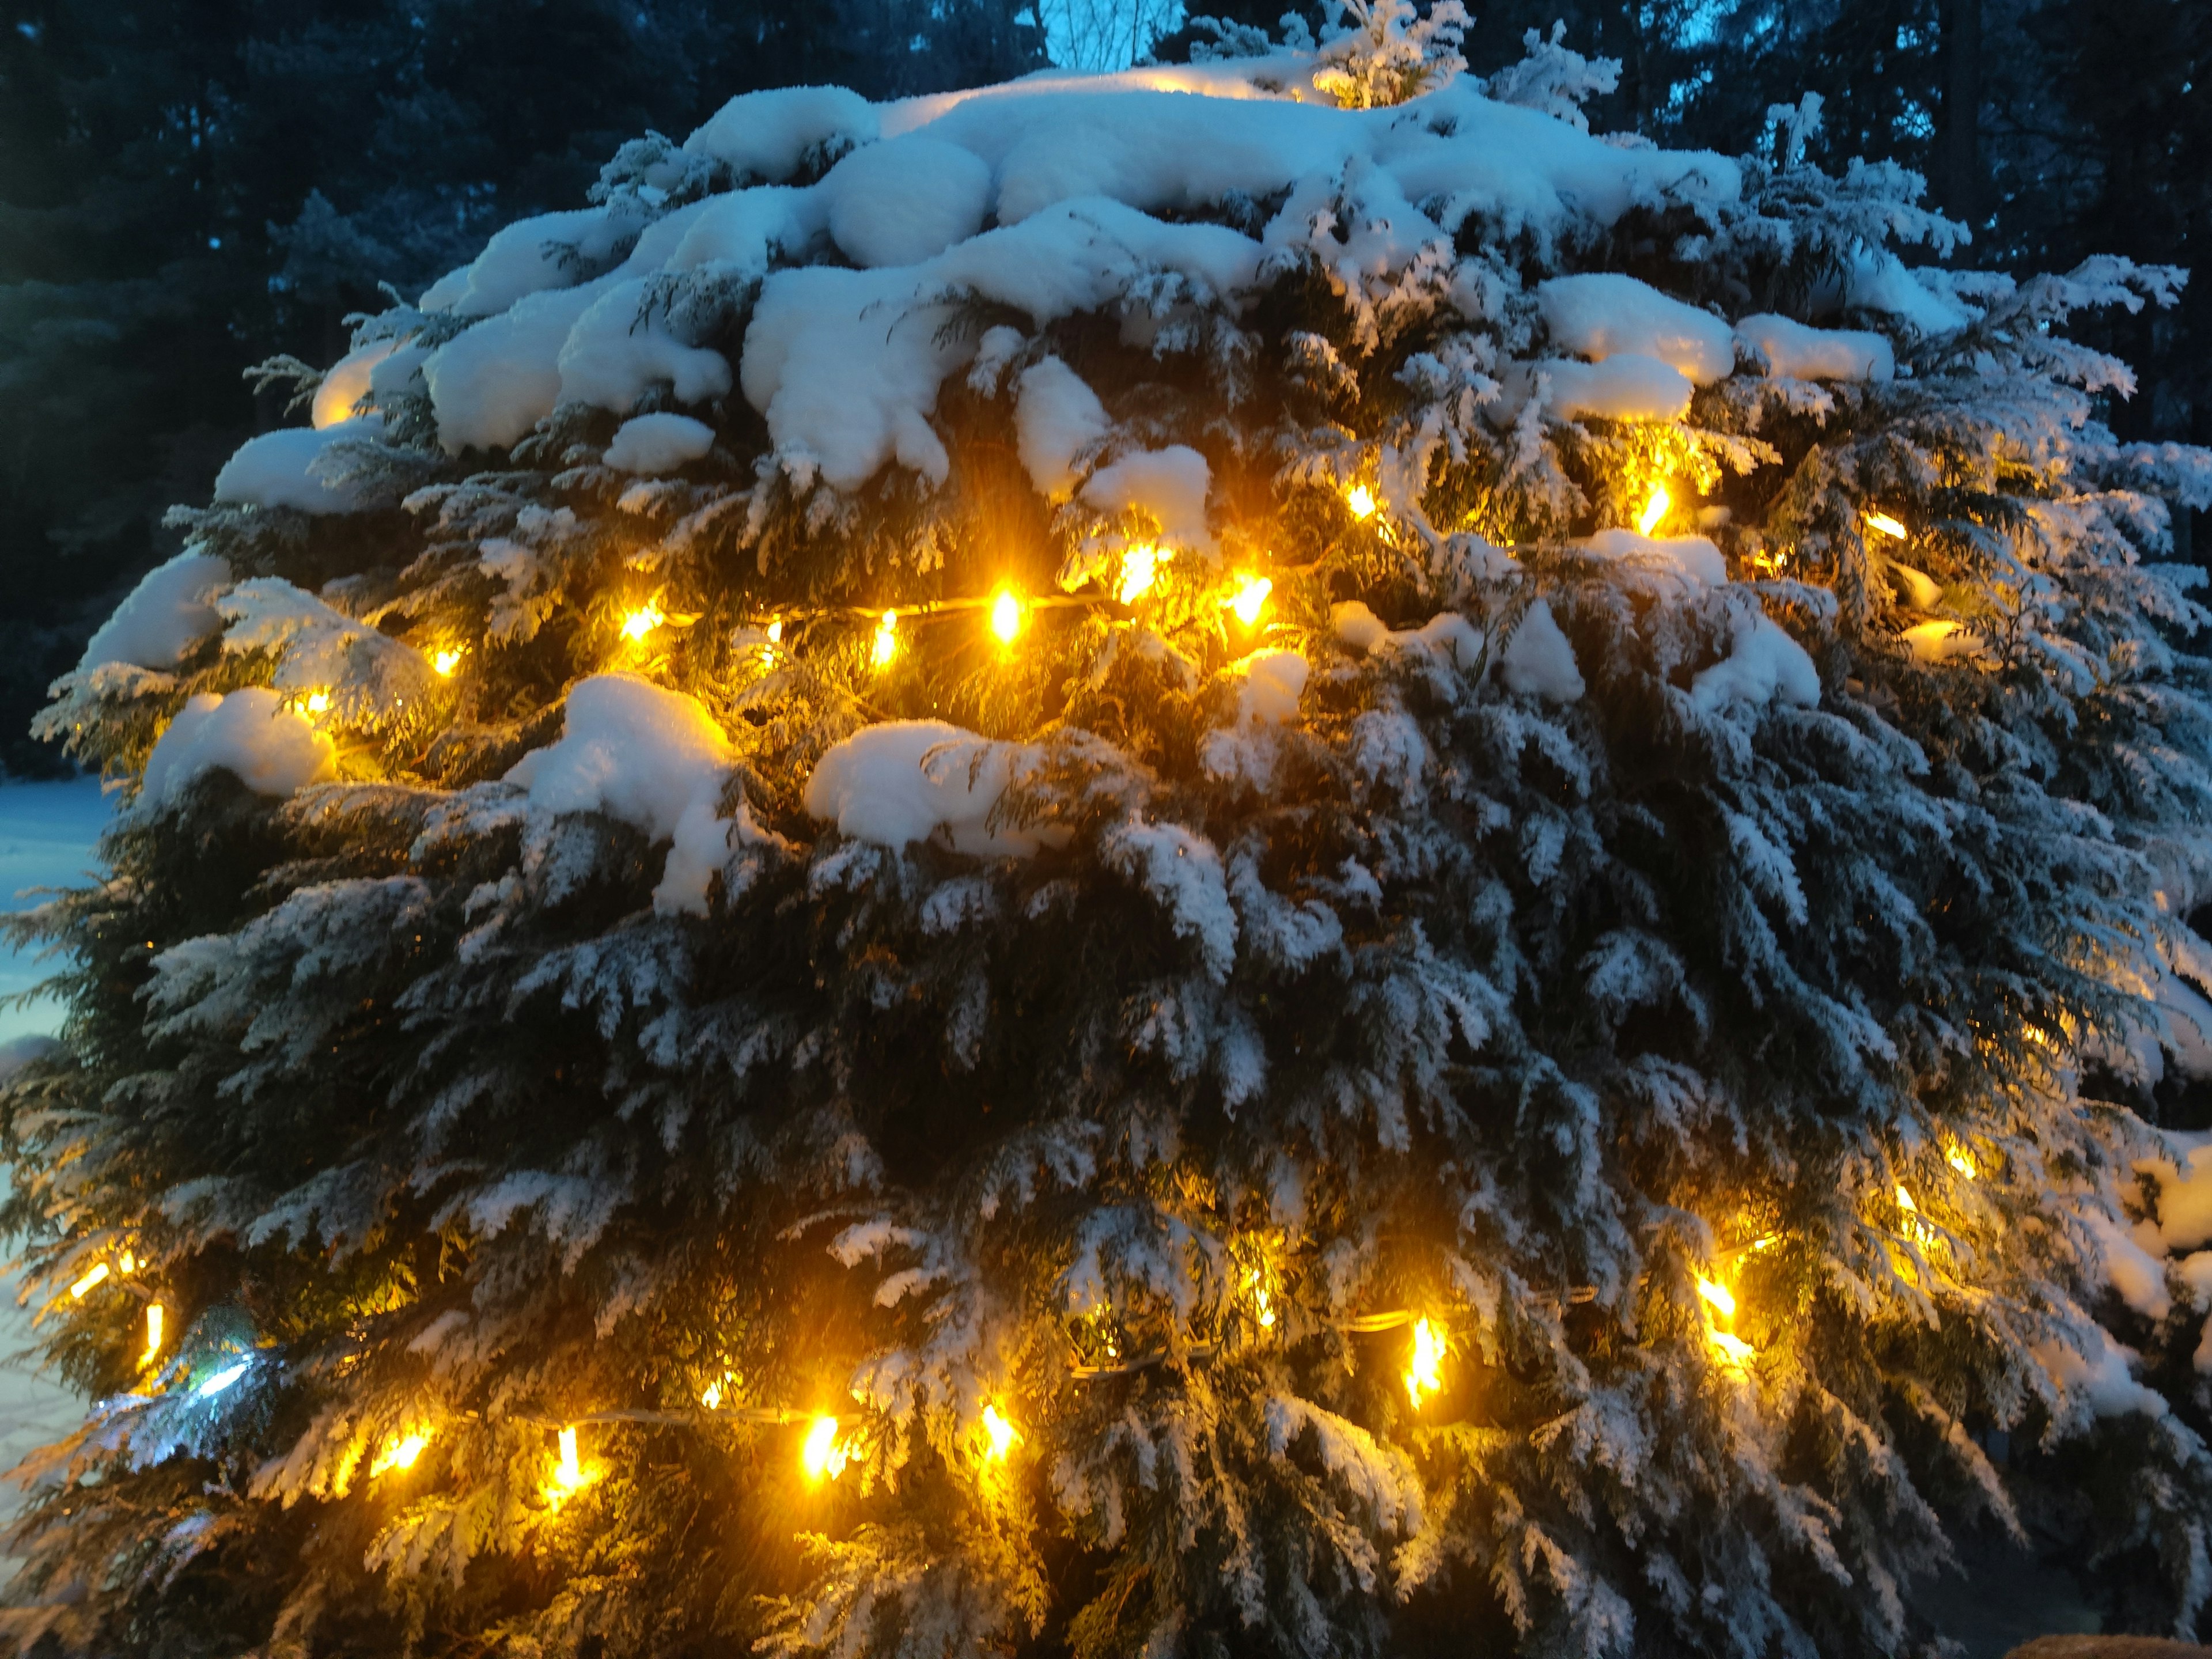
990,589,1024,645
871,611,899,669
1346,484,1378,520
69,1262,109,1300
1117,545,1158,605
1946,1144,1979,1180
1244,1268,1275,1331
1227,575,1272,628
304,691,331,715
369,1427,431,1478
118,1251,135,1276
621,605,665,642
765,618,783,644
431,648,462,677
1695,1277,1737,1320
1865,511,1908,540
142,1302,164,1366
1404,1317,1446,1407
1895,1184,1918,1214
700,1381,722,1411
801,1415,847,1483
980,1404,1021,1462
1638,485,1672,536
550,1426,590,1497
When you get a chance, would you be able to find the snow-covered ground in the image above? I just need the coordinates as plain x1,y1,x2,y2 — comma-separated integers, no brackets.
0,778,112,1542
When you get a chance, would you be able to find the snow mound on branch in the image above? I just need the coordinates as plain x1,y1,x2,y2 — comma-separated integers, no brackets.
502,674,749,916
140,689,336,808
1734,313,1894,382
741,199,1261,489
75,550,231,673
213,422,384,515
217,579,437,727
426,286,603,453
804,720,1062,857
605,414,715,475
1332,602,1483,671
1848,251,1974,336
312,338,403,429
1536,273,1735,385
1534,355,1693,423
2036,1327,2167,1421
1691,611,1820,713
1581,527,1728,587
1499,600,1584,701
1015,358,1111,502
419,206,641,317
665,187,827,275
1080,446,1215,554
683,85,879,183
823,136,993,268
556,279,733,414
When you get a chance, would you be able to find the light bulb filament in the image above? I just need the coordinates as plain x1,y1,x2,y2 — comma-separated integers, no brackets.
990,589,1023,645
802,1415,847,1483
1404,1317,1446,1406
871,611,899,668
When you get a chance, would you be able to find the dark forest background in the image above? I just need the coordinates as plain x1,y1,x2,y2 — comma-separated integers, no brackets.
0,0,2201,776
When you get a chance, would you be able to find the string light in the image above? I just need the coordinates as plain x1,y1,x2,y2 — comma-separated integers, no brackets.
304,691,331,715
1243,1266,1276,1331
979,1404,1021,1462
142,1303,164,1367
1864,510,1908,540
1638,485,1672,536
871,611,899,668
620,604,666,642
1707,1329,1756,1369
1895,1184,1918,1215
990,589,1024,645
764,619,783,644
801,1415,848,1483
431,648,463,677
1346,484,1378,520
1117,545,1158,605
1695,1277,1737,1320
1946,1144,1979,1180
369,1427,431,1477
1403,1318,1446,1406
550,1426,592,1498
119,1251,136,1275
1226,575,1272,628
69,1263,109,1300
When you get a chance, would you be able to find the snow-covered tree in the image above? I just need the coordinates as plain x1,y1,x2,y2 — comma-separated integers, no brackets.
9,12,2212,1656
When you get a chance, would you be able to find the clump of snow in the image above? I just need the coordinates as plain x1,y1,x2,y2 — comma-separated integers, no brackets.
823,136,994,268
605,414,716,475
804,720,1063,858
426,286,603,453
75,550,231,674
1015,358,1111,502
1331,602,1483,671
212,421,384,516
1229,651,1309,725
1581,527,1728,587
1847,251,1974,336
2084,1205,2172,1320
740,199,1261,490
2137,1135,2212,1254
684,86,880,184
217,579,435,726
139,689,337,808
1733,313,1894,382
419,206,639,317
1691,611,1820,713
1900,620,1983,664
1080,446,1215,554
503,674,748,916
2035,1327,2166,1421
556,279,733,414
665,187,828,276
1536,273,1735,385
1534,355,1694,423
1499,599,1584,701
312,338,404,429
1097,811,1237,983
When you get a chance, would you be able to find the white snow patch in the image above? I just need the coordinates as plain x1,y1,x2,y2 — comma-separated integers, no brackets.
1080,446,1215,554
556,279,733,415
1734,313,1893,382
312,338,404,429
1691,611,1820,713
75,550,231,673
1536,273,1735,385
604,413,716,475
1332,602,1483,672
683,86,880,183
1014,357,1111,502
2035,1327,2166,1420
1847,252,1974,336
1230,650,1309,725
823,135,994,268
803,720,1061,857
139,689,337,808
1581,527,1728,588
421,206,637,317
2138,1134,2212,1254
213,421,384,516
1536,354,1694,423
2085,1206,2172,1320
1499,599,1585,701
664,187,829,276
426,283,604,453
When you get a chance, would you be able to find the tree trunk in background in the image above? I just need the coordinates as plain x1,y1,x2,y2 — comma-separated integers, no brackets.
1940,0,1982,226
